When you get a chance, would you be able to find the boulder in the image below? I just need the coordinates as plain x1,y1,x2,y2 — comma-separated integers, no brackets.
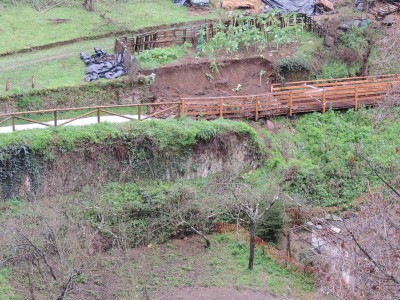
324,35,335,47
382,15,395,26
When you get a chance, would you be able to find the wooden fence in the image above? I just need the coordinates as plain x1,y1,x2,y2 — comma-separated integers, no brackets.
182,77,400,120
0,102,181,132
2,75,398,132
116,14,327,54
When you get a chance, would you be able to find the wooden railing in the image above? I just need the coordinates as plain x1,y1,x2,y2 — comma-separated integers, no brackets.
0,102,181,132
183,78,400,119
2,76,399,133
271,74,400,92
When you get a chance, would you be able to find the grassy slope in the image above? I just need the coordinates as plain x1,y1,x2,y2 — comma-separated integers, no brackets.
0,42,190,96
0,39,115,95
0,1,214,54
0,118,264,153
249,108,400,206
135,234,314,298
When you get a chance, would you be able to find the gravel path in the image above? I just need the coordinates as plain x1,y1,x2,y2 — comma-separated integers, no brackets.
0,114,139,134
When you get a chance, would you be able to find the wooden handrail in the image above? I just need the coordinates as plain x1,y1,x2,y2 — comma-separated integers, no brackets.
1,77,399,133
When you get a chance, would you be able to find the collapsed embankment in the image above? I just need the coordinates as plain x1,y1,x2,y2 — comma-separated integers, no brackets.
149,56,276,103
0,119,264,200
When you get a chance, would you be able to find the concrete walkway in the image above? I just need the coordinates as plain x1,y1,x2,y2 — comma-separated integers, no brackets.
0,114,140,134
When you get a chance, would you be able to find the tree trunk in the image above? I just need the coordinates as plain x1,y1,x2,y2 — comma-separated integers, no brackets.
83,0,95,12
248,218,255,270
88,0,95,12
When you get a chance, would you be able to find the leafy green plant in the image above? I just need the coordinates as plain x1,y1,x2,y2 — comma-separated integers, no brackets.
232,83,242,92
136,44,190,69
318,61,350,79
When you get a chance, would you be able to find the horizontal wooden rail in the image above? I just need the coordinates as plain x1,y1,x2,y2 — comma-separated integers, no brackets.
2,77,400,133
0,102,182,132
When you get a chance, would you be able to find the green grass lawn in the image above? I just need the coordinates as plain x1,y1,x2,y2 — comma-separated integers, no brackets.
0,39,114,95
0,41,191,96
0,0,215,54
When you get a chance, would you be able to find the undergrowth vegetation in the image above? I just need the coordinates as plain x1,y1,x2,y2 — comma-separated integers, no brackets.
136,43,192,69
202,11,305,57
257,107,400,206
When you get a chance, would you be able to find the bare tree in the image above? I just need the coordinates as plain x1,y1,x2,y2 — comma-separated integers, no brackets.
206,178,282,270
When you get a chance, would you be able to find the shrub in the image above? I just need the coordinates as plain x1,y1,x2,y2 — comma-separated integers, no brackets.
318,61,349,79
275,57,311,83
255,203,285,243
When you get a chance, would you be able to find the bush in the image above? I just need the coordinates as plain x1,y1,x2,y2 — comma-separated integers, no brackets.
255,203,285,243
318,61,349,79
275,57,311,83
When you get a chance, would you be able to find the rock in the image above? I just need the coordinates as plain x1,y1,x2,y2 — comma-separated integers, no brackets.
330,226,341,233
382,15,395,26
332,214,342,221
266,120,275,131
324,35,335,47
325,213,332,220
316,0,334,11
305,221,315,228
316,225,323,230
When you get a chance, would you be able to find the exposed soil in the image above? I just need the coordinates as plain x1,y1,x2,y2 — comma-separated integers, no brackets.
146,42,297,103
149,56,275,102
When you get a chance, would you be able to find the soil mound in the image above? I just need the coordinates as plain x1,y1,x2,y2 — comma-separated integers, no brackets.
150,56,275,102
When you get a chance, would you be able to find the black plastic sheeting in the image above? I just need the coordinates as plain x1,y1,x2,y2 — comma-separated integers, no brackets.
173,0,209,6
80,48,127,82
262,0,319,14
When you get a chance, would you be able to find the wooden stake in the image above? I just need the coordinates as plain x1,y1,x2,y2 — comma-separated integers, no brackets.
97,108,100,123
12,116,15,132
54,111,58,126
219,97,223,118
6,78,9,92
31,76,35,89
322,88,326,113
289,92,293,116
138,105,141,120
355,86,358,111
177,103,181,119
255,97,259,121
181,99,185,116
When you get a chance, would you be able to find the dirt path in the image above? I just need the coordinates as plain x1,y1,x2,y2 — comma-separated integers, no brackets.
151,287,292,300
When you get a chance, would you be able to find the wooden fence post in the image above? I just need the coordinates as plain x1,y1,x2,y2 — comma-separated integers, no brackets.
181,99,185,116
97,108,100,123
6,78,9,92
219,97,223,118
322,88,326,113
54,111,58,126
255,97,259,121
289,92,293,116
354,86,358,111
177,103,181,119
31,76,35,89
138,105,141,120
